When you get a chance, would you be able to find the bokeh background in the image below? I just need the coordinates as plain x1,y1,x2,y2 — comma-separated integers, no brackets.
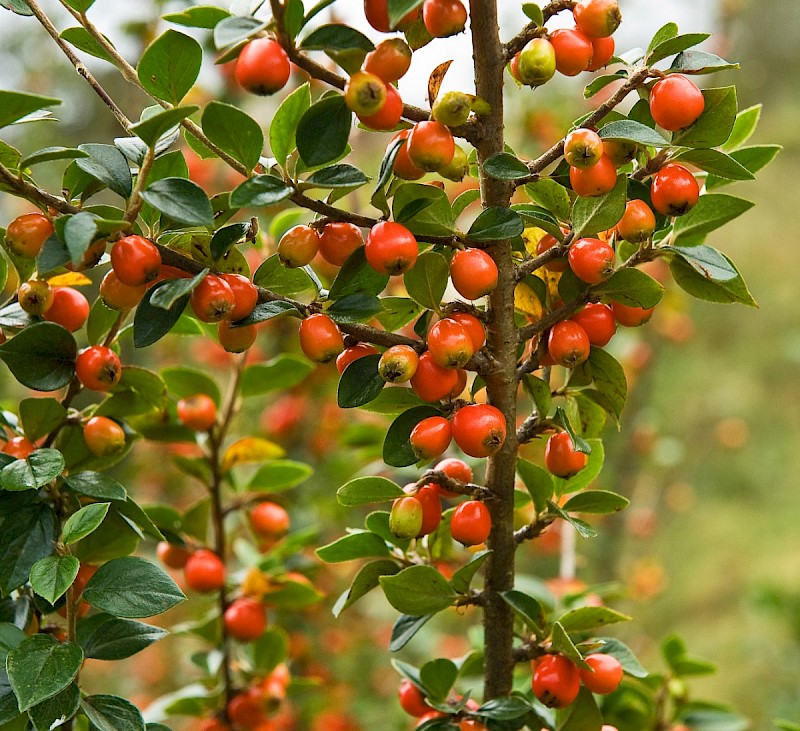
0,0,798,728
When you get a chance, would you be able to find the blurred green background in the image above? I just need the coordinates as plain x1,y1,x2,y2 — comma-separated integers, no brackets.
0,0,798,728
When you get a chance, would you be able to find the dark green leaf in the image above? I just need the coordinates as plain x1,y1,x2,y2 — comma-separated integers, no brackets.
332,559,400,617
555,687,603,731
63,472,127,502
587,347,627,421
327,293,383,323
512,204,564,240
336,476,405,507
663,244,738,282
210,222,250,261
304,164,369,189
1,449,65,492
483,153,530,181
149,269,207,311
299,23,374,52
75,144,132,199
394,184,455,237
646,32,710,65
467,207,524,242
516,459,553,513
584,70,627,99
722,104,761,152
598,120,669,147
19,146,88,169
19,399,66,442
380,565,456,615
129,106,197,148
316,532,390,562
140,177,213,227
500,590,545,633
234,300,301,327
673,148,754,180
547,500,597,539
595,268,664,307
62,503,110,545
329,246,389,299
82,557,185,618
550,621,591,670
0,90,60,129
673,86,737,149
6,636,82,711
477,696,533,720
390,613,433,652
28,556,79,605
403,250,448,312
77,614,167,661
133,281,189,348
337,354,384,408
28,682,80,731
526,179,571,222
572,175,626,236
253,254,318,296
137,30,201,104
420,658,458,703
240,355,313,397
230,174,293,208
669,253,756,306
81,694,145,731
297,95,352,168
672,193,753,243
383,405,442,467
0,496,59,595
450,550,490,594
707,145,781,189
202,102,263,172
270,82,311,168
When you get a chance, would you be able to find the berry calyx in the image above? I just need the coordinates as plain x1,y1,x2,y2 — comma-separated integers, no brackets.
345,71,388,117
564,128,604,169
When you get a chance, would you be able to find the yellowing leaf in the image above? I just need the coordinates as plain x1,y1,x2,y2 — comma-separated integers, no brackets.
241,567,272,599
222,437,285,471
522,226,547,255
515,281,544,320
47,272,92,287
535,268,562,301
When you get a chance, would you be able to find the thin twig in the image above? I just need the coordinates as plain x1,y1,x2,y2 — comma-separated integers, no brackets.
503,0,576,60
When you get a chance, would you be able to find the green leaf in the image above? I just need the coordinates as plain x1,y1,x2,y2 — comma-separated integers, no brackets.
201,102,263,172
129,106,197,148
646,31,710,64
555,687,603,731
230,174,293,209
383,405,442,467
63,472,127,502
588,637,648,678
28,556,79,605
722,104,761,152
647,22,678,55
476,697,533,720
300,23,374,52
420,658,458,703
556,439,605,496
571,175,626,236
584,70,628,99
501,590,545,632
213,16,267,50
680,710,747,731
254,254,318,297
296,95,352,168
247,460,313,492
19,399,66,442
563,489,628,514
337,354,385,408
550,621,591,670
0,496,59,594
387,0,425,28
586,347,627,421
483,153,530,181
0,0,33,15
672,193,754,243
163,5,231,29
80,694,145,731
82,557,185,618
330,246,389,299
6,635,83,711
137,30,202,104
19,146,88,169
210,222,250,261
140,177,213,227
62,503,110,545
332,559,400,617
526,179,571,222
304,164,369,189
62,212,97,267
673,87,737,149
467,207,524,242
269,82,311,168
133,281,190,348
394,184,455,238
516,460,553,513
547,500,597,539
512,204,564,240
316,531,390,562
0,90,60,129
673,148,754,181
250,627,288,673
595,268,664,308
663,244,738,282
390,613,433,652
708,145,781,189
75,144,132,199
558,606,631,633
240,355,313,397
336,476,405,507
450,550,491,594
77,614,167,661
149,269,206,311
327,293,383,324
404,250,449,312
670,50,739,75
28,682,80,731
1,449,65,492
380,565,456,615
669,253,756,306
597,120,669,147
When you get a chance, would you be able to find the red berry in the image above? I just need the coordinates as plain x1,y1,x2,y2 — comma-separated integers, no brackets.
434,458,473,498
250,502,290,537
422,0,468,38
2,436,35,459
359,82,403,131
571,303,616,346
318,222,364,267
5,212,53,258
83,416,126,457
545,432,587,477
649,75,705,131
76,346,121,392
568,237,615,284
364,38,413,83
235,38,290,96
447,312,486,351
184,549,226,593
397,679,431,717
410,416,452,460
390,130,426,181
450,249,498,300
157,542,190,570
224,597,267,642
451,404,506,458
378,344,419,383
587,35,615,71
427,318,474,369
570,154,617,197
406,484,442,536
100,270,147,310
336,343,379,375
573,0,622,38
650,163,700,217
221,273,258,321
450,500,491,546
564,128,604,169
407,121,455,173
218,320,257,353
532,654,581,708
549,27,593,76
548,321,590,368
579,653,624,694
617,199,656,243
278,225,320,268
298,313,344,364
365,221,418,276
410,351,460,402
191,274,235,323
227,688,267,729
110,235,161,286
611,301,654,327
177,394,217,431
44,287,89,332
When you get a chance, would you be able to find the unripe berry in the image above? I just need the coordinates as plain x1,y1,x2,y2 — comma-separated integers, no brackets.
390,496,424,539
278,225,320,268
83,416,126,457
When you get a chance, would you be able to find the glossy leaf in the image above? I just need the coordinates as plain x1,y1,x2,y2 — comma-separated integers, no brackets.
6,636,83,711
137,30,202,104
270,82,311,168
595,268,664,308
202,102,263,172
129,106,197,148
140,178,213,227
75,144,132,199
332,559,400,617
133,281,190,348
598,120,669,147
467,206,524,242
77,614,168,661
296,95,352,168
1,449,65,492
404,250,449,312
383,405,442,467
516,459,553,513
81,694,145,731
562,489,629,514
28,556,79,605
230,174,293,208
672,193,754,243
0,90,60,129
380,565,456,616
338,354,385,408
572,175,626,236
316,532,390,562
336,476,405,507
483,153,530,180
62,503,110,544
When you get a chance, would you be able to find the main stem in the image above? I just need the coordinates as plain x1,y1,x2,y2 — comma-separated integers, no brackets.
470,0,519,699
